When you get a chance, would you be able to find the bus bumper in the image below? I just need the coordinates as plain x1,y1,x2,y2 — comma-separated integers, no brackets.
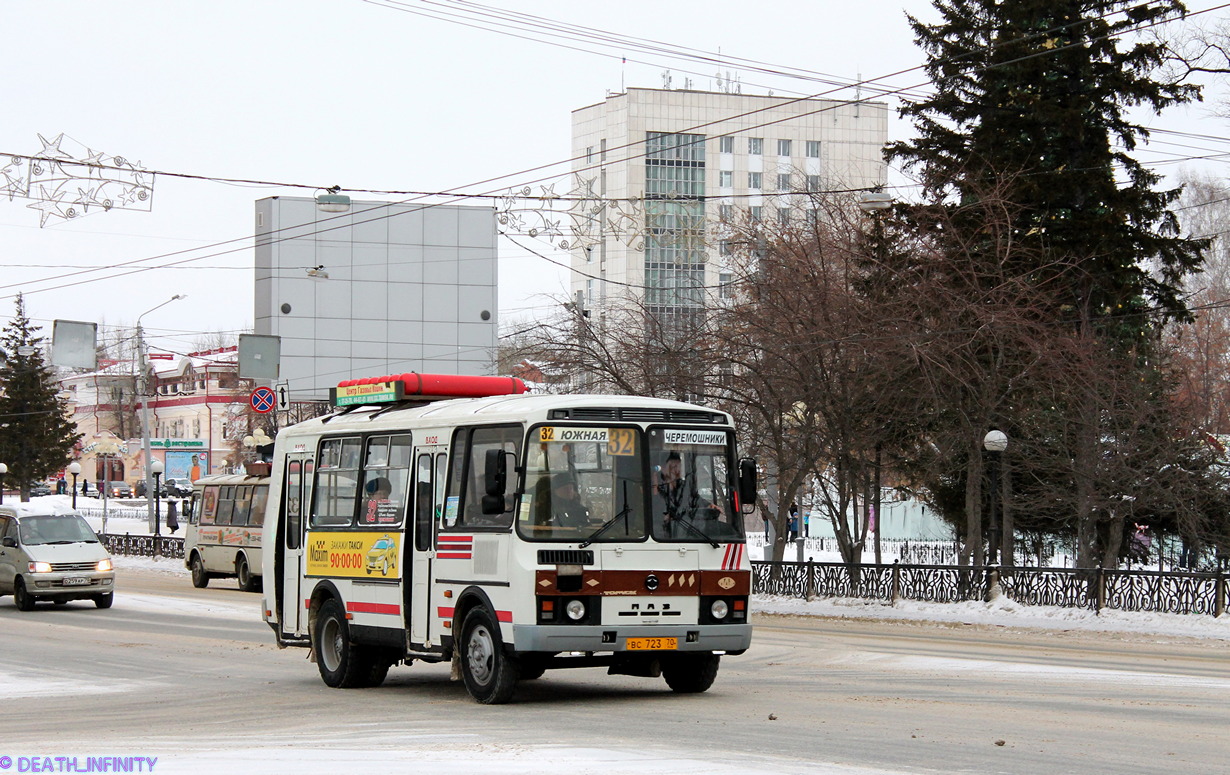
511,623,752,653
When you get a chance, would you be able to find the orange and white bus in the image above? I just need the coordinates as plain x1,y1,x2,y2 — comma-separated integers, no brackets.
186,466,270,591
260,373,757,704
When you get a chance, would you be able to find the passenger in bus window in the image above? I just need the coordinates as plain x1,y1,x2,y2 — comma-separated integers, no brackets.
549,474,591,528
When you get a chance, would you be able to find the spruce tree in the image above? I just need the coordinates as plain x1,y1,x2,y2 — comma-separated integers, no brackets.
889,0,1205,329
0,294,81,500
885,1,1210,568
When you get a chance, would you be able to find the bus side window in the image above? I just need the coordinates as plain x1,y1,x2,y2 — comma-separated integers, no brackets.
285,459,302,549
200,486,218,525
251,483,269,529
444,425,520,529
233,485,253,526
313,437,361,528
216,486,236,525
415,453,433,552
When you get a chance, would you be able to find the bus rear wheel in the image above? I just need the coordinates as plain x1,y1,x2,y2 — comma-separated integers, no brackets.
315,598,380,688
190,554,209,588
459,606,519,704
662,652,720,694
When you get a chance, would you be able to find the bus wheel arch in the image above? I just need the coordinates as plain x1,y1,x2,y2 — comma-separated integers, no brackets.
235,551,259,592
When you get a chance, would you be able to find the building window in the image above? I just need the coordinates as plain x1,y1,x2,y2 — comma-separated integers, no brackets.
807,174,821,192
719,170,733,187
750,206,762,222
806,140,821,158
807,208,820,224
719,204,733,221
586,146,594,163
748,172,762,190
778,207,792,226
719,272,734,299
748,137,763,155
719,136,734,154
777,173,792,191
777,139,792,156
719,239,732,256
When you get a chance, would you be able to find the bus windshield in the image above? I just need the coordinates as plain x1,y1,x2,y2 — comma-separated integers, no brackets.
518,425,646,542
648,428,743,543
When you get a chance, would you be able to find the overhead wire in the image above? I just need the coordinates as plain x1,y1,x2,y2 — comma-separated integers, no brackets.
1,1,1222,303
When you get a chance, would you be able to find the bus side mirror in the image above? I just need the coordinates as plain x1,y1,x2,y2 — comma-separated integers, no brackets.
484,449,507,496
738,458,757,512
482,449,508,514
2,536,15,548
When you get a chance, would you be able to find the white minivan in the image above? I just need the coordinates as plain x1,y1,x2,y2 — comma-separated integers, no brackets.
0,502,116,610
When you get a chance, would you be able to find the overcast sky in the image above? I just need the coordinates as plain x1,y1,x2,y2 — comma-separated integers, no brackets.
2,1,1224,359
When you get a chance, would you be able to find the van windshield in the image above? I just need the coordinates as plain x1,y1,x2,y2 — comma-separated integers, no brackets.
20,515,99,545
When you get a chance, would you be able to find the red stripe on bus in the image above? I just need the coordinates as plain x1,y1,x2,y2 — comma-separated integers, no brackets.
721,543,733,569
437,552,472,559
347,601,400,616
437,606,455,619
496,610,512,623
438,535,472,543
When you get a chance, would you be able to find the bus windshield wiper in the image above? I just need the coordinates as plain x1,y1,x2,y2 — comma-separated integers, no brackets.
580,482,633,548
673,513,719,548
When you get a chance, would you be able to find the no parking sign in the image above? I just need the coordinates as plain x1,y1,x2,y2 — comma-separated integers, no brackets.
251,386,276,414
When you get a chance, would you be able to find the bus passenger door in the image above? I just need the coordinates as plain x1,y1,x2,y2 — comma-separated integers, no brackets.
280,454,312,636
407,449,442,646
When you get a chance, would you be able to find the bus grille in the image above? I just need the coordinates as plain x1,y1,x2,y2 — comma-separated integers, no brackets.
537,550,594,566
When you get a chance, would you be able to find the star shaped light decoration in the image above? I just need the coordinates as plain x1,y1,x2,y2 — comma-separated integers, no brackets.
5,134,155,226
495,173,648,253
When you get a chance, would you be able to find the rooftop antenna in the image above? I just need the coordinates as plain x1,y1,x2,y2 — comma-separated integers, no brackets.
856,72,862,118
661,69,672,89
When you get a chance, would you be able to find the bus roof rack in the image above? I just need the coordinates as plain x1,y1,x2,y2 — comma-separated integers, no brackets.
330,372,528,408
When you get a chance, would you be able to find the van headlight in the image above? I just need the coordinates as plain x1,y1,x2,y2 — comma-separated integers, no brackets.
97,558,113,572
565,599,587,621
710,599,730,620
29,561,52,574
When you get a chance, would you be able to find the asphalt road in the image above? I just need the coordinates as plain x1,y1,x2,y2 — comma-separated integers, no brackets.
1,568,1225,774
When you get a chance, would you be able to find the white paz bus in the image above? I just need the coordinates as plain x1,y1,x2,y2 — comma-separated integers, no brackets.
260,373,757,704
185,466,270,591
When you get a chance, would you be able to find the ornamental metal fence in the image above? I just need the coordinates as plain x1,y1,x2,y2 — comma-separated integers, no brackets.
751,560,1229,618
101,533,184,560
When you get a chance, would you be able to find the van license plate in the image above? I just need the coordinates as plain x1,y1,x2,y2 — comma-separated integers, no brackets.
62,577,88,586
626,637,677,650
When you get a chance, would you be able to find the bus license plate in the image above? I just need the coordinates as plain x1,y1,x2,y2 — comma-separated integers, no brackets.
62,577,88,586
626,637,677,651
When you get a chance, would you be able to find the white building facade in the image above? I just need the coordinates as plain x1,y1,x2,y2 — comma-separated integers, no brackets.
570,88,888,315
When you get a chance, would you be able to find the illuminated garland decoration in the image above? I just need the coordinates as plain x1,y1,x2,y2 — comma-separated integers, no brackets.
0,133,154,227
497,173,647,252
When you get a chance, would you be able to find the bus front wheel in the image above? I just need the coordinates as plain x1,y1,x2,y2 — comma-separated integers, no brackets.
662,652,720,694
190,554,209,588
236,555,259,592
459,606,519,704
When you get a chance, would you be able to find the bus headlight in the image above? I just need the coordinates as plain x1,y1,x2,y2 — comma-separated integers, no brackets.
565,599,587,621
710,599,729,620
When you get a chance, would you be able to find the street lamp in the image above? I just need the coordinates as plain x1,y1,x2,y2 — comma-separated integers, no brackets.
67,461,81,509
151,459,164,557
137,294,186,534
983,429,1009,565
243,427,273,464
859,190,892,565
0,462,7,505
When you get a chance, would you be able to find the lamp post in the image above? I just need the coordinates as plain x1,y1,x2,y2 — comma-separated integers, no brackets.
859,190,892,565
243,427,273,468
137,295,186,534
983,429,1008,565
0,462,7,504
151,459,164,557
67,461,81,510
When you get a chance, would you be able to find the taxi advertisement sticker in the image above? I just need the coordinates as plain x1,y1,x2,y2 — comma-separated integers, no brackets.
307,532,401,579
